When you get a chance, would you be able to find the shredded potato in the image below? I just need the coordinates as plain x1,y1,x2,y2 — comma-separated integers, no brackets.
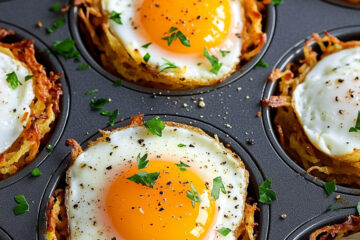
75,0,267,89
262,32,360,187
310,215,360,240
0,29,62,179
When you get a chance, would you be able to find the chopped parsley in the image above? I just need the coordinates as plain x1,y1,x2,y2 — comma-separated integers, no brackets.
101,109,119,126
113,79,122,87
217,227,231,236
76,64,89,71
49,2,61,12
204,48,222,74
13,195,29,215
324,180,336,195
143,53,151,63
144,117,165,136
136,153,149,169
109,11,122,25
127,171,160,188
259,178,277,204
349,111,360,132
272,0,283,5
175,161,190,171
52,38,80,61
357,201,360,215
162,26,190,47
186,184,201,208
85,89,99,96
255,59,269,69
220,50,231,57
31,168,42,177
177,143,186,147
211,176,226,200
46,144,54,153
47,17,66,34
6,72,22,89
327,200,338,211
142,42,152,49
25,75,33,81
90,98,109,110
159,58,179,72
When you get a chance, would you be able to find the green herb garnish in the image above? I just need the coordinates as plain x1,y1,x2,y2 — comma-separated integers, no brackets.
211,176,226,200
52,38,80,61
357,201,360,215
6,72,22,89
324,180,336,195
90,98,109,110
142,42,152,49
127,171,160,188
255,59,269,69
31,168,42,177
259,178,277,204
349,111,360,132
186,184,201,208
175,161,190,171
177,144,186,147
101,109,119,126
159,58,179,72
13,195,29,215
49,2,61,12
76,64,89,71
220,50,230,57
144,117,165,136
47,17,66,34
109,11,122,24
85,89,99,96
272,0,283,5
25,75,34,81
162,26,190,47
204,48,222,74
46,144,54,153
327,200,338,211
136,153,149,169
217,227,231,236
113,79,122,87
143,53,151,63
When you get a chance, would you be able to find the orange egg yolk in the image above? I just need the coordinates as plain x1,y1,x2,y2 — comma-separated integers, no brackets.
105,160,216,240
137,0,231,54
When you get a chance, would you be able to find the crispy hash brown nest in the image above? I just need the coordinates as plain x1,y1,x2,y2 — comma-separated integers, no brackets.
46,115,259,240
262,32,360,187
309,215,360,240
0,29,62,179
75,0,267,90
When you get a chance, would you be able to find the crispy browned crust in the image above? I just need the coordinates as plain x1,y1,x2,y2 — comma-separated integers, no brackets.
46,189,69,240
0,29,62,178
76,0,268,90
310,215,360,240
47,114,257,240
262,31,360,187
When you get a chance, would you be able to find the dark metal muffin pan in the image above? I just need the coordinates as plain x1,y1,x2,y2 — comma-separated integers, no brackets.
0,0,359,239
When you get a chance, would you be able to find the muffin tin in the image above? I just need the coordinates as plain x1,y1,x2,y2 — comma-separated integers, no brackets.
0,0,359,239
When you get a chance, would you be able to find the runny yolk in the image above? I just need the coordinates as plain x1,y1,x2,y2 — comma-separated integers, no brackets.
137,0,231,54
105,160,216,240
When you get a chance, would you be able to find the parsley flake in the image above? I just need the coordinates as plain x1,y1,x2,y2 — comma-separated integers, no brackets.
109,11,122,24
220,50,231,57
101,109,119,126
47,17,66,34
31,168,42,177
85,89,99,96
177,144,186,147
204,48,222,74
25,75,33,81
175,161,190,171
127,171,160,188
52,38,80,61
217,227,231,236
259,178,277,204
357,201,360,215
349,111,360,132
90,98,110,110
144,117,165,136
136,153,149,169
324,180,336,195
142,42,152,49
162,26,190,47
143,53,151,63
6,72,22,89
159,58,179,72
211,176,226,200
13,195,29,215
186,184,201,208
113,79,122,87
255,59,269,69
49,2,61,12
272,0,283,5
76,64,89,71
46,144,54,153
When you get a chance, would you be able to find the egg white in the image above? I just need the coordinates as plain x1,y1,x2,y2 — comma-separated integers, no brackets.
293,47,360,157
0,50,34,153
102,0,243,81
66,123,248,240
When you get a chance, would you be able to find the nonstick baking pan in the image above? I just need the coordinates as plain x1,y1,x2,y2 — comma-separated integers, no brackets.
0,0,359,239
